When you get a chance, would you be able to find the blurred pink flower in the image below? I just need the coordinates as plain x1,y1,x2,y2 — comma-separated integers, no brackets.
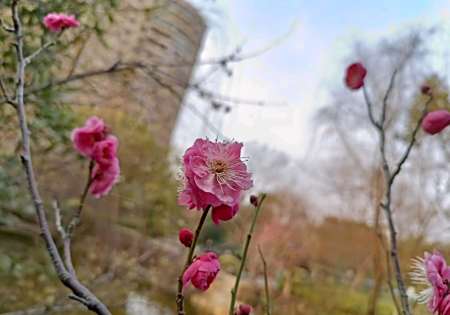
182,252,220,291
72,116,120,198
345,62,367,90
178,139,253,224
179,228,194,248
71,116,107,158
43,13,80,32
236,304,252,315
92,136,119,167
411,251,450,314
90,158,120,198
422,110,450,135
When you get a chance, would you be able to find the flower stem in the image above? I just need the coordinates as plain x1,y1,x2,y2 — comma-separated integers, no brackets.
229,194,267,315
258,245,272,315
176,206,211,315
67,160,94,236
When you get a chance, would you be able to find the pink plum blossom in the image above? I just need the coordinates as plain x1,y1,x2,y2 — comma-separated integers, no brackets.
422,110,450,135
91,136,119,167
178,139,253,224
411,251,450,314
178,228,194,248
90,157,120,198
71,116,107,158
345,62,367,90
71,116,120,198
43,13,80,32
182,252,220,291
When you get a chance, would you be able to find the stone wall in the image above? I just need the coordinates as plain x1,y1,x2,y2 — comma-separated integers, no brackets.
68,0,205,145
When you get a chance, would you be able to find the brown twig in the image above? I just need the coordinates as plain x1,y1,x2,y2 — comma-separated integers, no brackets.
258,245,272,315
363,68,433,315
10,1,110,314
176,206,211,315
67,160,94,236
0,76,15,107
24,41,55,65
28,61,145,96
229,194,267,315
0,17,14,33
374,226,402,315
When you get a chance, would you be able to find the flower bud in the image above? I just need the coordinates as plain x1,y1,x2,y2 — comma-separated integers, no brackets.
422,110,450,135
236,304,252,315
182,252,220,291
345,62,367,90
178,228,194,248
421,85,432,96
250,195,258,207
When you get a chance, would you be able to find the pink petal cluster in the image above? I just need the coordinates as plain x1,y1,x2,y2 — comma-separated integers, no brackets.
182,252,220,291
422,110,450,135
43,13,80,32
345,62,367,90
178,228,194,248
236,304,253,315
425,252,450,314
178,139,253,224
71,116,120,198
411,252,450,314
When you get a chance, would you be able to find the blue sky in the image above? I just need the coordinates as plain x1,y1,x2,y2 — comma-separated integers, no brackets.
174,0,450,157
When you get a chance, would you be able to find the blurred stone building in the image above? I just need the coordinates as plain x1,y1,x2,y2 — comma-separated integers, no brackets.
67,0,205,145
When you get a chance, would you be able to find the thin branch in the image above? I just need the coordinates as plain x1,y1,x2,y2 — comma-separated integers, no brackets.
53,199,67,239
176,206,211,315
0,76,15,107
10,1,111,314
64,161,94,276
381,69,398,127
362,69,432,315
389,96,433,185
24,41,55,65
28,61,145,95
375,229,402,315
258,245,272,315
363,86,381,130
0,18,14,33
229,194,267,315
144,69,227,139
152,66,286,107
52,199,76,275
67,160,94,236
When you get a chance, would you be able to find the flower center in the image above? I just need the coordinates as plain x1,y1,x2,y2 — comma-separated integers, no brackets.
210,160,227,174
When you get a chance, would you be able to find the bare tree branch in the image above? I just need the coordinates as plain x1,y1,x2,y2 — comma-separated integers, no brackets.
24,41,55,65
0,17,14,33
0,76,16,107
363,68,433,315
363,86,381,130
28,61,145,96
10,1,111,314
389,96,433,185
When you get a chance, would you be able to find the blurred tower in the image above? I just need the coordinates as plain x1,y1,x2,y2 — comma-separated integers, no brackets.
67,0,206,145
